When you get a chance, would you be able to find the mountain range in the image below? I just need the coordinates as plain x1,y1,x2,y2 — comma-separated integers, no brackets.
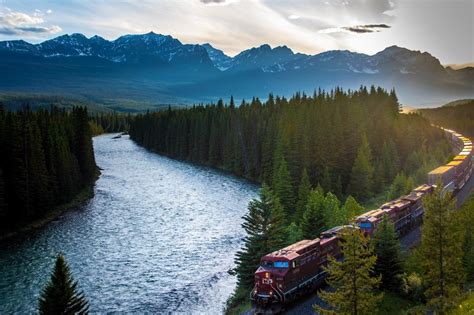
0,32,472,110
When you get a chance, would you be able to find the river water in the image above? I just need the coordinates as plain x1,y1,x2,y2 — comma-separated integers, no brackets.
0,134,258,313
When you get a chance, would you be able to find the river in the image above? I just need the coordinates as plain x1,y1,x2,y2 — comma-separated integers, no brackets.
0,134,259,313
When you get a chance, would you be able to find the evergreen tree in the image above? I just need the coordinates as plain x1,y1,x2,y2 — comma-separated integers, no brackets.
72,107,96,185
460,196,474,281
347,134,374,201
372,215,404,291
0,167,6,219
316,228,382,315
381,139,400,183
39,254,89,315
301,188,326,239
272,157,294,220
295,168,311,223
286,222,303,244
341,195,364,223
388,172,414,200
320,166,332,193
324,192,342,227
234,184,287,289
419,185,465,312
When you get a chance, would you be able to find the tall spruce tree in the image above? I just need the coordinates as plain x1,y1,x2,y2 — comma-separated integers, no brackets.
0,167,6,219
272,157,294,220
301,188,326,239
324,192,342,227
316,227,382,315
295,168,311,223
234,184,287,289
419,185,465,312
39,254,89,315
388,172,413,200
347,134,374,201
341,195,364,224
372,215,404,291
72,107,96,185
460,195,474,281
381,139,400,183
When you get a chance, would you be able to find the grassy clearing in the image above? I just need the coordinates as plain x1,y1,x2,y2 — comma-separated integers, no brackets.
450,292,474,315
376,292,420,315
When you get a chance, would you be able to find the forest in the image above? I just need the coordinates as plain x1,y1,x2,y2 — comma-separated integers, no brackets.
419,100,474,138
0,106,97,232
130,87,451,206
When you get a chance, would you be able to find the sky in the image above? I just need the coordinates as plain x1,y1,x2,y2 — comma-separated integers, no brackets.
0,0,472,65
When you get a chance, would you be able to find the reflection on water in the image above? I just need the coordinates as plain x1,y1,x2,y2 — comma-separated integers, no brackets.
0,134,258,313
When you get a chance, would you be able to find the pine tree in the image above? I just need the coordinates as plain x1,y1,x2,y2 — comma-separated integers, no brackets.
295,168,311,223
324,192,343,227
234,184,287,289
460,196,474,281
372,215,404,291
0,167,6,219
347,134,374,201
39,254,89,315
301,188,326,239
419,184,465,312
272,157,294,220
341,195,364,224
316,227,382,315
72,107,96,185
320,166,332,193
381,139,400,183
286,222,303,244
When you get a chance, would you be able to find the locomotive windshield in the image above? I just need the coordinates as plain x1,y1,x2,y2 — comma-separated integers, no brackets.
274,261,289,268
261,261,289,268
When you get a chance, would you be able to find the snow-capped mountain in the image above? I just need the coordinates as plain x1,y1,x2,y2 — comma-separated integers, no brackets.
0,32,472,107
202,43,233,71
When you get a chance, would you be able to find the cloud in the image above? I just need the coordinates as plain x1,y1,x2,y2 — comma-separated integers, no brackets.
319,23,391,34
199,0,237,5
343,23,391,33
0,9,61,35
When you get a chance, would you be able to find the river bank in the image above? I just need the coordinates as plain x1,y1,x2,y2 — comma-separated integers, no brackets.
0,170,100,243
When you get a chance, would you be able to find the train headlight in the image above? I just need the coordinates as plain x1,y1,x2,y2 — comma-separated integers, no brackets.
269,290,273,296
265,272,270,278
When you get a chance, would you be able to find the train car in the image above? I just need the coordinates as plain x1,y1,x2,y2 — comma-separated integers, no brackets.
428,165,455,189
401,185,431,224
355,184,433,237
380,198,414,235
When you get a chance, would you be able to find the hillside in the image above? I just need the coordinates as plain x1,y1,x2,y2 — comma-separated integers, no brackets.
418,100,474,137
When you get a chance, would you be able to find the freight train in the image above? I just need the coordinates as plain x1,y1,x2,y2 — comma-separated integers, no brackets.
251,129,473,313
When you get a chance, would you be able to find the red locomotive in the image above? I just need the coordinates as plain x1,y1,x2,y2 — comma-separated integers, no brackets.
251,129,472,313
251,226,346,313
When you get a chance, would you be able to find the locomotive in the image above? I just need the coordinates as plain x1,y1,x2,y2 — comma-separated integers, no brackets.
251,128,473,313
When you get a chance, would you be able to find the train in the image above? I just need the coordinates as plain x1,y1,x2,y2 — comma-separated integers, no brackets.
428,128,473,192
251,128,473,313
